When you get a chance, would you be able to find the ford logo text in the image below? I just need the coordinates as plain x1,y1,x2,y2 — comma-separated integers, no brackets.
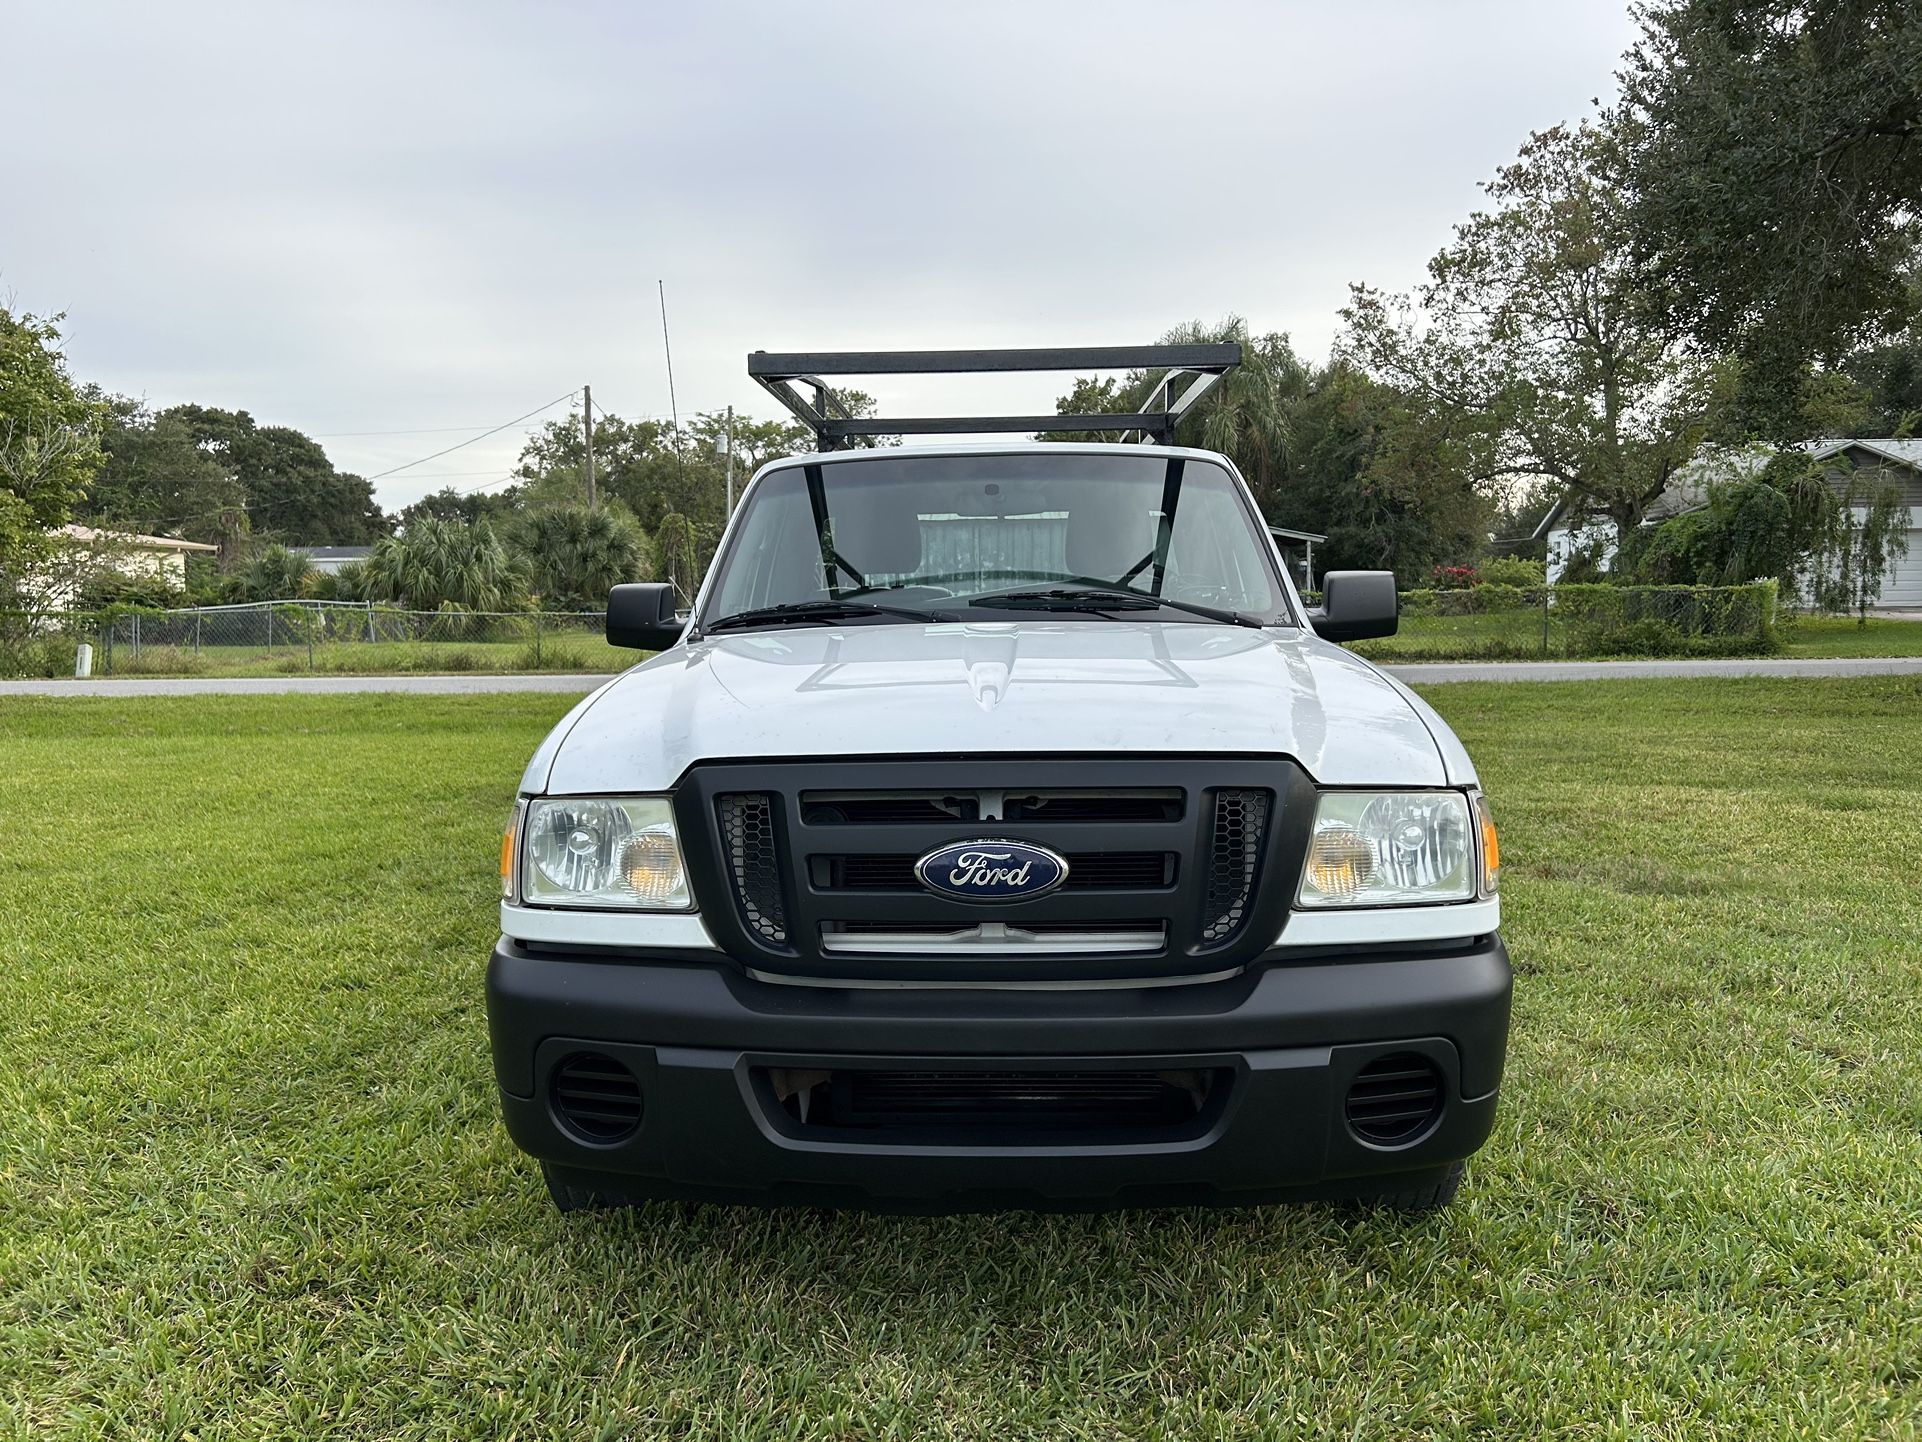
913,839,1069,903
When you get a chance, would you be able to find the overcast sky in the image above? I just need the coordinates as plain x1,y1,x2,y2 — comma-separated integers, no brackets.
3,0,1639,512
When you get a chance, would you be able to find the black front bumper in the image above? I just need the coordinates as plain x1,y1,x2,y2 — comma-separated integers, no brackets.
487,936,1512,1209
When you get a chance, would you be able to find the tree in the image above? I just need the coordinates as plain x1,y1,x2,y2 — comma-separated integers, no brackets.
362,518,521,612
1279,363,1492,583
81,396,250,557
514,409,718,531
1843,328,1922,435
162,404,387,545
685,410,812,473
1631,447,1909,617
652,511,703,601
1344,122,1722,542
396,485,521,529
0,308,102,589
1043,323,1488,583
1617,0,1922,437
1045,320,1304,512
237,544,315,603
513,505,650,608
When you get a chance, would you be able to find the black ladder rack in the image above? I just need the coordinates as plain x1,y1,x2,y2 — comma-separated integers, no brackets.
747,344,1242,451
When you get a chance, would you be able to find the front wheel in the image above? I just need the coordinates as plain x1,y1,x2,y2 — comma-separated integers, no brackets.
1356,1160,1466,1214
541,1161,653,1213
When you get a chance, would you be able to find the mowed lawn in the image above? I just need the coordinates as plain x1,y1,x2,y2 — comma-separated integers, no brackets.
2,682,1919,1440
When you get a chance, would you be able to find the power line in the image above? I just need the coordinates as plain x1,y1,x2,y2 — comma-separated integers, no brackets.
364,389,578,480
310,424,511,438
121,390,578,531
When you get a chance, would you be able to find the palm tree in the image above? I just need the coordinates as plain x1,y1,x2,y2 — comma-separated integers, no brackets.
515,505,650,608
239,544,314,602
1048,318,1306,511
363,517,522,611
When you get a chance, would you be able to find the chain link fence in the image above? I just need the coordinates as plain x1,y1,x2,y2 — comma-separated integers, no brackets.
3,582,1786,677
1,602,619,677
1347,581,1781,661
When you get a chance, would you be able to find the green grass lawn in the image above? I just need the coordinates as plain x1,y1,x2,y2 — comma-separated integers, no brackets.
3,681,1919,1439
1352,610,1922,662
1778,615,1922,657
98,636,637,679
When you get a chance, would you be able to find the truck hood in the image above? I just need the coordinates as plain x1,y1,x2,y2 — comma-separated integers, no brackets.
528,621,1453,793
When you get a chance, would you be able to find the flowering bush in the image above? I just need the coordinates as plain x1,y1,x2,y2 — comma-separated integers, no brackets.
1430,565,1480,590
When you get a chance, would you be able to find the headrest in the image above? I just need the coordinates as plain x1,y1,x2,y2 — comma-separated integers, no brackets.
1066,501,1155,581
829,484,925,577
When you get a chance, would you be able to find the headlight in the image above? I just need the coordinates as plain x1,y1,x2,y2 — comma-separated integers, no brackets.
522,796,691,910
1297,791,1475,908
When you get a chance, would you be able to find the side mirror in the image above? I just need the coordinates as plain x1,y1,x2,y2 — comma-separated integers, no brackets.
607,583,684,650
1309,570,1398,641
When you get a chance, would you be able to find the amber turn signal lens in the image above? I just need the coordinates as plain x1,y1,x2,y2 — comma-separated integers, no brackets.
1307,824,1376,899
1474,794,1500,896
500,819,516,899
620,828,686,906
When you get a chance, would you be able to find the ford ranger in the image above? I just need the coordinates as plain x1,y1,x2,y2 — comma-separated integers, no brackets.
487,346,1511,1213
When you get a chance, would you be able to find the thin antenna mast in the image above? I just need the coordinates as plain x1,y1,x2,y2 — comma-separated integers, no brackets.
657,281,684,476
582,383,596,510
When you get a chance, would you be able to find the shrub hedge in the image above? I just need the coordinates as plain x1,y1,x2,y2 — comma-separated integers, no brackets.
1358,581,1779,660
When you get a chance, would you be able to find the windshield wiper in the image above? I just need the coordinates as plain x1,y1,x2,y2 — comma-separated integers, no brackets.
702,599,953,633
969,588,1266,630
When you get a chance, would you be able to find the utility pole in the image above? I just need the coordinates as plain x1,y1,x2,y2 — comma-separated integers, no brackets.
583,384,597,510
724,404,735,515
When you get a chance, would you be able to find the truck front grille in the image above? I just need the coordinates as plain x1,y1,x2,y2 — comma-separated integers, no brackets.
687,759,1301,979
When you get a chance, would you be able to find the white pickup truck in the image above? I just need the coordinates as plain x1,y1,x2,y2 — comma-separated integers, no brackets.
487,347,1510,1213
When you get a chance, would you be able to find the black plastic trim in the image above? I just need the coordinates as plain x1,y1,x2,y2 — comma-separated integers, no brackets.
670,756,1317,983
486,932,1511,1207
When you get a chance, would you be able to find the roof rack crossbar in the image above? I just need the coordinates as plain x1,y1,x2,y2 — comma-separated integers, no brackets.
748,343,1242,450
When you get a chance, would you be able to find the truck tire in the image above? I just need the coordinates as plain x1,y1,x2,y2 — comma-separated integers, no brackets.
1358,1161,1466,1214
541,1161,648,1213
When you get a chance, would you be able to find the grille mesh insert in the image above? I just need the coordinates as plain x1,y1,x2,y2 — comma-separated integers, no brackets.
1201,789,1270,943
718,792,788,944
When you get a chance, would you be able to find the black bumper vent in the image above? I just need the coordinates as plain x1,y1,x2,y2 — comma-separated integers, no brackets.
789,1068,1223,1132
1201,789,1271,943
1345,1053,1444,1146
718,792,788,944
551,1052,643,1143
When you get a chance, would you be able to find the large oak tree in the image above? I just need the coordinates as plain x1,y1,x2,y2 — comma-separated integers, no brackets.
1344,123,1724,540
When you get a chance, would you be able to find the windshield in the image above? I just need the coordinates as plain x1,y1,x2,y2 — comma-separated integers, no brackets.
699,452,1292,630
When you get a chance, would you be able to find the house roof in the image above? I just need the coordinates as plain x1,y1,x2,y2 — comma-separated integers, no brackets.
55,524,218,553
1541,437,1922,535
1809,438,1922,469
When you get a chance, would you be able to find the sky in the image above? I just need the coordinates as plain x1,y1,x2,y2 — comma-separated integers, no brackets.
2,0,1641,514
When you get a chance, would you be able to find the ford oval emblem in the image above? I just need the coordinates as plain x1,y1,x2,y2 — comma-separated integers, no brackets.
914,838,1069,903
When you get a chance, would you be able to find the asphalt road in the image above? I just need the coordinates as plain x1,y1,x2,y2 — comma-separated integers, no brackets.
3,656,1920,698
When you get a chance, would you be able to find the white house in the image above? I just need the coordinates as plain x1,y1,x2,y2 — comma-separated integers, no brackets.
1543,439,1922,608
291,545,373,575
28,525,219,610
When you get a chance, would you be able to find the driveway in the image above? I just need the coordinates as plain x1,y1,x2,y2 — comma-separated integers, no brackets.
4,656,1921,697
